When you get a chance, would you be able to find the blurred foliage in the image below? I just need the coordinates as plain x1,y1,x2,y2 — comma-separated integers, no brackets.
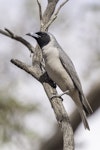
0,93,38,145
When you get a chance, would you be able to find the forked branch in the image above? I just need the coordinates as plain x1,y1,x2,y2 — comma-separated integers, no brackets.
43,0,69,30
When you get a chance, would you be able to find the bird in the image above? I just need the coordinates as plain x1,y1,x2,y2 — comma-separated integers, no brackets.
26,31,93,130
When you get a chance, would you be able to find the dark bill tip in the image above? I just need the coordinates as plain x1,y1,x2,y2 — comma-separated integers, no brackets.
26,33,31,36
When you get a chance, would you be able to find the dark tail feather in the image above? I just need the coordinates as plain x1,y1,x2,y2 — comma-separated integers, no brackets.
72,91,91,130
81,110,90,130
82,96,93,115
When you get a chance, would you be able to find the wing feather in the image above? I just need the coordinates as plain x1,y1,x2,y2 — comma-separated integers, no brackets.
59,48,83,94
59,48,93,114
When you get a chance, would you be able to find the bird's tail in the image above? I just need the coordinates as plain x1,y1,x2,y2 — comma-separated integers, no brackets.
72,91,90,130
80,109,90,130
81,95,93,115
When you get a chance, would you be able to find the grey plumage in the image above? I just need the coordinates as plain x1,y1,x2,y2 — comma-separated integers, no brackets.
58,45,92,115
26,31,93,130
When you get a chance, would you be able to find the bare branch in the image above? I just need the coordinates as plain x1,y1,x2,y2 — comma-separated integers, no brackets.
43,0,59,23
11,59,42,80
0,28,12,37
56,0,69,15
0,28,35,53
37,0,42,20
44,0,69,30
43,84,74,150
62,121,74,150
37,0,43,29
5,28,14,37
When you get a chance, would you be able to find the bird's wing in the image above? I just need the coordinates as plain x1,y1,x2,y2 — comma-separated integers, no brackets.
59,48,93,114
59,47,83,95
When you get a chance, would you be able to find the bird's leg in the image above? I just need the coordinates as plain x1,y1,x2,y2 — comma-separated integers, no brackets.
59,90,70,97
50,90,69,100
49,79,56,88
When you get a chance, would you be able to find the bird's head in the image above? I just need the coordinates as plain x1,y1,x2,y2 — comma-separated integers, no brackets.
26,31,51,48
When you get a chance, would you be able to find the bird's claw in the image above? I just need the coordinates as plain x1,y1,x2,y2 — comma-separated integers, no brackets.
50,94,63,101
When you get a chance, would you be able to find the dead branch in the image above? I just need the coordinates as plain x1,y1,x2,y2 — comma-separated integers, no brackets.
0,28,35,53
44,0,69,30
37,0,43,29
42,0,59,25
11,59,41,80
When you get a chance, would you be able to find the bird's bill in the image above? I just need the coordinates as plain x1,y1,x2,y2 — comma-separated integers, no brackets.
26,33,40,38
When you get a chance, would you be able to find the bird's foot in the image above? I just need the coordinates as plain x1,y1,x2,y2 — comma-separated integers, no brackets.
50,90,69,100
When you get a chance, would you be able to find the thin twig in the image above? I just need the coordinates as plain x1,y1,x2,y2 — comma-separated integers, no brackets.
37,0,42,20
37,0,43,29
44,0,69,30
0,28,12,37
56,0,69,15
0,28,35,53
